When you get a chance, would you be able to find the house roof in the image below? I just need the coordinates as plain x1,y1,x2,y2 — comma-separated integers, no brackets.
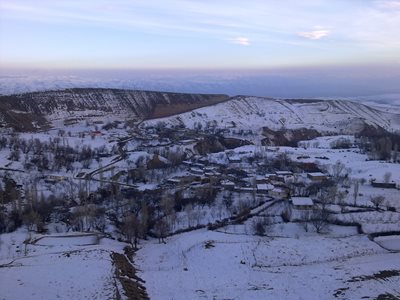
308,172,326,177
292,197,314,206
271,187,286,193
276,171,293,175
257,183,274,191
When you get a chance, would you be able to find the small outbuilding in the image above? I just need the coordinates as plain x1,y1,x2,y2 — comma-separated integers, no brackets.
307,172,327,181
256,183,274,194
291,197,314,210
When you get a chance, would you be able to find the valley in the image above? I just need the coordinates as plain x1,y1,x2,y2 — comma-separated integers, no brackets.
0,89,400,300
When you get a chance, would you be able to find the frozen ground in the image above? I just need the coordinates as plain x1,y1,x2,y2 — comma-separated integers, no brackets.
137,229,400,300
0,230,127,300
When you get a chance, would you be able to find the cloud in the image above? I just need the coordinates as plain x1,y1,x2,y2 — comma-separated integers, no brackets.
229,37,250,46
297,29,330,40
376,0,400,9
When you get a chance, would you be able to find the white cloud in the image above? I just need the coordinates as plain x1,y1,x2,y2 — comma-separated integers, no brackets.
297,29,330,40
229,37,250,46
376,0,400,10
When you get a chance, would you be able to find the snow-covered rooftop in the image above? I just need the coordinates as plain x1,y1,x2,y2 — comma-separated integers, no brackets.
292,197,314,206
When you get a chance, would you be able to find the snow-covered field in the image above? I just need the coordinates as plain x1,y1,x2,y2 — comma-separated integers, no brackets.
0,230,126,300
137,229,400,300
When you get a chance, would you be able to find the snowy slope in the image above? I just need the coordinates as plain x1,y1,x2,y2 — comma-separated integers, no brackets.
0,88,228,130
144,96,400,134
137,229,400,300
0,231,128,300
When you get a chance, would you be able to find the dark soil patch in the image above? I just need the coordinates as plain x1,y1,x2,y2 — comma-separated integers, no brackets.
111,252,149,300
348,270,400,283
376,293,400,300
204,240,215,249
333,287,349,298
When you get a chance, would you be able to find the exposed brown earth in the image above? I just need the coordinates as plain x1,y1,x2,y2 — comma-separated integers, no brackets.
148,94,228,119
111,252,149,300
262,127,321,146
0,88,229,131
194,135,253,155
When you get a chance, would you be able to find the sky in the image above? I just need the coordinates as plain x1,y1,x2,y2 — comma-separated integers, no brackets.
0,0,400,97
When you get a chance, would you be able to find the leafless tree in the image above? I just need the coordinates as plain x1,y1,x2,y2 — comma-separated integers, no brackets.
122,214,141,249
22,210,42,232
331,160,350,182
311,207,329,233
70,204,105,232
353,180,360,206
252,217,271,236
185,204,194,227
370,195,385,210
331,160,345,179
281,206,292,222
336,190,347,212
300,210,312,232
154,219,169,243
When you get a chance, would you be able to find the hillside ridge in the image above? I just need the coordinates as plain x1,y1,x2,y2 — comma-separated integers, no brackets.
0,88,229,131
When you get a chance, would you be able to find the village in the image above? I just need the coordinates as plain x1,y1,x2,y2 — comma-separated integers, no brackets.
1,113,400,300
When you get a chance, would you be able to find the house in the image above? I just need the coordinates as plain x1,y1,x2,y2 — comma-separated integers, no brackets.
182,160,193,166
275,171,294,183
307,172,327,181
221,180,235,190
236,187,254,193
167,177,181,185
204,166,218,172
192,162,205,168
190,168,204,175
180,139,196,145
269,187,290,199
45,175,66,183
265,173,277,181
257,183,274,194
371,181,397,189
228,156,241,163
255,175,268,184
291,197,314,210
276,171,293,176
298,162,321,172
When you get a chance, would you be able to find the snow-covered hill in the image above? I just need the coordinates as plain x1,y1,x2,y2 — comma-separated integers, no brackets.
2,89,400,134
144,96,400,134
0,88,228,130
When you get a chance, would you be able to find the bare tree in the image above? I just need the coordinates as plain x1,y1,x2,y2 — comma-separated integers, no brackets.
311,207,329,233
331,160,346,179
22,210,42,232
154,219,169,243
353,180,360,206
70,204,105,232
252,217,270,236
281,206,292,222
185,204,194,227
370,195,385,210
300,210,312,232
122,214,141,249
336,190,347,212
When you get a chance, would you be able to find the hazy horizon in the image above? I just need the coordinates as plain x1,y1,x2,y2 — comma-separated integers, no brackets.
1,64,400,99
